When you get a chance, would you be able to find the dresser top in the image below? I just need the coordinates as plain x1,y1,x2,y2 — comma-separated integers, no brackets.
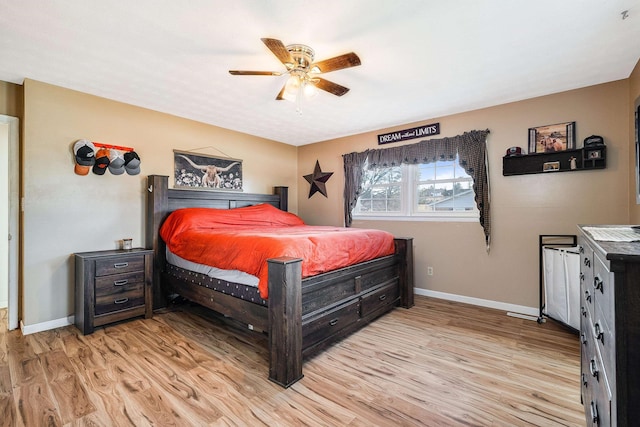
579,225,640,262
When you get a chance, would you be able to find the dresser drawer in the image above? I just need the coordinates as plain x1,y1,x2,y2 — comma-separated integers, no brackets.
593,255,614,330
582,285,595,320
95,255,145,276
579,241,594,285
95,283,145,315
594,302,615,390
303,299,360,349
588,357,612,427
360,281,399,318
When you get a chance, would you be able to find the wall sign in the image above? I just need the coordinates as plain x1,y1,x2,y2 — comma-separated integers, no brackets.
377,123,440,145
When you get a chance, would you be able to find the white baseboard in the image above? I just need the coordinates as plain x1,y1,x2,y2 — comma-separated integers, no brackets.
20,315,74,335
415,288,538,318
17,290,537,335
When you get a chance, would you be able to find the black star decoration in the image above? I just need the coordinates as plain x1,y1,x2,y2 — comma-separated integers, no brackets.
304,160,333,198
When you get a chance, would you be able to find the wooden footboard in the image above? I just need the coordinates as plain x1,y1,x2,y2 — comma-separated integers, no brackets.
266,239,413,387
146,175,414,388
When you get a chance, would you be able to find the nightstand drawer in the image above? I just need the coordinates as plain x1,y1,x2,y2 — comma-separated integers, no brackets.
95,283,145,315
95,255,145,276
95,271,145,296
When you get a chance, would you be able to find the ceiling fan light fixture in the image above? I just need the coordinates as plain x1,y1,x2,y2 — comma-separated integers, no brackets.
303,80,318,98
283,73,302,101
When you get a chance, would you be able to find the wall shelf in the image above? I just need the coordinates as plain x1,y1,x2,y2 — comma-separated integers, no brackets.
502,146,606,176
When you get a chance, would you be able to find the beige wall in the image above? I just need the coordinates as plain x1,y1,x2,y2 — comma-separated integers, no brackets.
629,60,640,223
298,80,630,309
0,81,23,118
21,79,298,327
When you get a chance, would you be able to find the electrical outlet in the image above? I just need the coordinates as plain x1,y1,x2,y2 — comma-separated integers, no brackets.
427,266,433,276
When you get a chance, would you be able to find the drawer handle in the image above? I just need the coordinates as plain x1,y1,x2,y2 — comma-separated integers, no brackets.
579,272,584,282
580,332,587,345
114,262,129,269
589,359,599,380
582,373,588,387
579,246,584,254
378,294,387,301
593,323,604,344
583,258,591,267
114,298,129,304
581,306,587,318
584,290,592,303
590,401,599,424
594,276,604,293
329,318,339,326
113,279,128,286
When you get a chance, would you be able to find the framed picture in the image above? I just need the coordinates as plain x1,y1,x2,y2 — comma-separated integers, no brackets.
542,161,560,172
528,121,575,153
174,150,243,191
588,150,602,159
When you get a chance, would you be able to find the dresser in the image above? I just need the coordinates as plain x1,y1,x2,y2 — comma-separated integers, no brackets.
75,248,153,334
578,226,640,426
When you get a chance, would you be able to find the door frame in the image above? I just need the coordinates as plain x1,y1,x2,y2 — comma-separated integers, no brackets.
1,115,19,330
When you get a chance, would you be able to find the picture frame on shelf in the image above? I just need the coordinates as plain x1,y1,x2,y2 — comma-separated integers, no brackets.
588,149,602,159
528,121,575,154
542,161,560,172
173,150,243,191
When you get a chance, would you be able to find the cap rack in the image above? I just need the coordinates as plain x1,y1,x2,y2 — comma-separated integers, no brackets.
92,142,134,152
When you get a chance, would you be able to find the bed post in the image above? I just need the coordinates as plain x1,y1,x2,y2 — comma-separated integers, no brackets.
395,238,414,308
146,175,169,309
273,186,288,211
267,256,303,387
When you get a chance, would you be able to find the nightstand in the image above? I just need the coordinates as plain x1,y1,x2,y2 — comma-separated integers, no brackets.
74,248,153,334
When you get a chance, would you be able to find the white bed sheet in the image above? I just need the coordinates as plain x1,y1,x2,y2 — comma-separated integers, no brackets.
166,248,259,287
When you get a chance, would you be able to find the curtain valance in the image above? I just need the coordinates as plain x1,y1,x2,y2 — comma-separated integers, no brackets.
342,129,491,248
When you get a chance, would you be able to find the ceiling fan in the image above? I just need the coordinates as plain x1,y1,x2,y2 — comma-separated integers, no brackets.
229,38,361,101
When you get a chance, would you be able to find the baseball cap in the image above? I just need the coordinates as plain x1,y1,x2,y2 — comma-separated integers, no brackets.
584,135,604,146
74,163,91,176
73,139,96,175
108,150,125,175
124,151,141,175
92,148,111,175
505,146,524,157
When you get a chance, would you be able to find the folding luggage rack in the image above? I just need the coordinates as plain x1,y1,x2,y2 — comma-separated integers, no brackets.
538,234,579,332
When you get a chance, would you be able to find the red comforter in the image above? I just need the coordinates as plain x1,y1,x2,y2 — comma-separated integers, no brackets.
160,204,395,299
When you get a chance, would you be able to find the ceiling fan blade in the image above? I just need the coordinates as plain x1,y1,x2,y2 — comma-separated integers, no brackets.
276,84,286,100
311,52,361,73
229,70,282,76
261,38,294,66
314,78,350,96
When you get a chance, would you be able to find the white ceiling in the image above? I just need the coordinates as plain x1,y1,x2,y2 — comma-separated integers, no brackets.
1,1,639,146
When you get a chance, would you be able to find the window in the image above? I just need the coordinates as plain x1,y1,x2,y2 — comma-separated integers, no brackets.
354,154,478,221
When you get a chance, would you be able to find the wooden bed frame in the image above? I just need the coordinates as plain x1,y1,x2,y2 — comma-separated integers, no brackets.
146,175,414,387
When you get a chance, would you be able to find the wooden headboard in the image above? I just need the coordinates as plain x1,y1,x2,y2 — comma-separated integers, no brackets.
145,174,289,308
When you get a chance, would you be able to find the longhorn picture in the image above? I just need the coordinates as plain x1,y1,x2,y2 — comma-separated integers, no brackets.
174,151,243,191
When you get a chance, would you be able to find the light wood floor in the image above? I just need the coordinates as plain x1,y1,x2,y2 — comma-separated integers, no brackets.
0,296,584,426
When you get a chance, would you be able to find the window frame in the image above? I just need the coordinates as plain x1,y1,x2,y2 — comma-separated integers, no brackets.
353,158,479,222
